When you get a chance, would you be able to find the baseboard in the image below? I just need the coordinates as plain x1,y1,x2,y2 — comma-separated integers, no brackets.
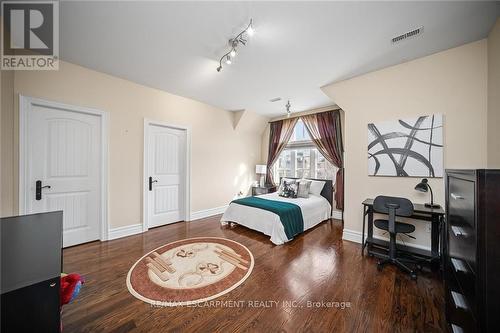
342,228,431,251
108,223,143,240
190,205,228,221
331,209,343,220
107,206,228,240
342,228,363,244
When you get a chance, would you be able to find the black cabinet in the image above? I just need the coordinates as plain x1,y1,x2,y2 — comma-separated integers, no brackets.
1,277,61,332
1,211,63,333
444,170,500,333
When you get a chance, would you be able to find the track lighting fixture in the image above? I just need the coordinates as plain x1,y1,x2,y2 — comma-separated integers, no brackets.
217,19,254,72
286,100,291,117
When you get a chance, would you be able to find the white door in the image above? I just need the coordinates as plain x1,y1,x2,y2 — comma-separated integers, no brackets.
146,124,186,228
24,100,102,247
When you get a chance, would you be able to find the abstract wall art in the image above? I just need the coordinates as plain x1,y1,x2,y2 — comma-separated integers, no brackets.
368,114,443,177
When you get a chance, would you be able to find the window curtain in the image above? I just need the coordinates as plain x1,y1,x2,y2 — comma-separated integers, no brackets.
266,117,299,185
301,111,344,211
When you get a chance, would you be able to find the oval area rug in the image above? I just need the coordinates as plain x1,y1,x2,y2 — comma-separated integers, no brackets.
126,237,254,306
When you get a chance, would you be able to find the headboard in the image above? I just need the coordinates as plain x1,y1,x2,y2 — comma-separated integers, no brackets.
279,177,333,208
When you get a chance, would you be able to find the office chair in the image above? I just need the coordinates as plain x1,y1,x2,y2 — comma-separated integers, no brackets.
373,195,418,279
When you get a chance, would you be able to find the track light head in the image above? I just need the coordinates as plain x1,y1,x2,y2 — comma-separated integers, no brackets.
216,66,222,72
230,39,239,48
247,25,254,37
230,49,236,57
225,55,232,65
247,19,255,36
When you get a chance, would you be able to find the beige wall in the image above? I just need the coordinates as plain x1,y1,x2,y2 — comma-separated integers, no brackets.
1,61,268,228
1,69,15,217
488,19,500,168
322,40,488,248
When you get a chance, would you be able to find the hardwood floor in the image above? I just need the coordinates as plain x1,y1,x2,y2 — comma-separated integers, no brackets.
62,217,446,333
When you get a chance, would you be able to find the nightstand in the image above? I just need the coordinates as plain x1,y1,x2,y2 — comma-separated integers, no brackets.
252,185,277,196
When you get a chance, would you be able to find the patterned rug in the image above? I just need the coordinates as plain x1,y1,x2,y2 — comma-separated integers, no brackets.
126,237,254,306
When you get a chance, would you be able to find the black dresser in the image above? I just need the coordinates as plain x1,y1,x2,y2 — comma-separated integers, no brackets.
1,211,63,333
444,169,500,333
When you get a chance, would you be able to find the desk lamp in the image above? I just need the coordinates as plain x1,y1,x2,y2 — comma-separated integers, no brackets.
414,178,440,209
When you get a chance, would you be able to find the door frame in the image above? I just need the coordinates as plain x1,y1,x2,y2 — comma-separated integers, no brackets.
143,119,191,232
19,95,110,241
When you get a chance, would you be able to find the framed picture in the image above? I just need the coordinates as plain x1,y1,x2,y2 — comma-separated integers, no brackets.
368,114,443,177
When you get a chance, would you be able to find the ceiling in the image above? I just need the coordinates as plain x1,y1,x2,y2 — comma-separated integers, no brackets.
60,1,499,116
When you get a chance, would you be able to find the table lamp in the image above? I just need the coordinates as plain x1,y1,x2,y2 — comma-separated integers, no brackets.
414,178,440,208
255,165,267,187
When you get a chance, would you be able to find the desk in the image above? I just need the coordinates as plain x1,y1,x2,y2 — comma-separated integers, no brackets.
362,198,445,269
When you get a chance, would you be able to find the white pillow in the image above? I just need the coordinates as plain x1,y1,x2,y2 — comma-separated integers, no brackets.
309,180,326,196
297,180,312,198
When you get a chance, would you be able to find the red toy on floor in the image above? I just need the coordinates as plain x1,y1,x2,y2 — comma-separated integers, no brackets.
60,273,84,306
60,273,84,331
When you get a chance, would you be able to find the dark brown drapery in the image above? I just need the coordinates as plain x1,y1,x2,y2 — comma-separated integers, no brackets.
301,111,344,210
266,117,298,185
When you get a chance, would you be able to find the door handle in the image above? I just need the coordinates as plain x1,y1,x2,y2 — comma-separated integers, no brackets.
148,177,158,191
451,193,464,200
451,258,468,273
451,225,467,237
35,180,51,200
451,291,468,311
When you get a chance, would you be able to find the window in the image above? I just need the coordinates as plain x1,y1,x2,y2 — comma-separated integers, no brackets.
273,119,337,184
289,120,309,142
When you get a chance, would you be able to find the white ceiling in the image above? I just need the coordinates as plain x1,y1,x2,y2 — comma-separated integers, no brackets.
60,1,499,116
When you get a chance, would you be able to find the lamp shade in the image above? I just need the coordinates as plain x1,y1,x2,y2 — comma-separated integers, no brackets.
414,178,429,192
255,165,267,174
414,178,440,208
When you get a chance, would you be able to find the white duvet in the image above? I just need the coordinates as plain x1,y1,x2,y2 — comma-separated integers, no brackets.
220,192,331,245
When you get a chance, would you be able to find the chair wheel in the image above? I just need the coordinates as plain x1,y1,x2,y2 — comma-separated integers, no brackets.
410,273,417,280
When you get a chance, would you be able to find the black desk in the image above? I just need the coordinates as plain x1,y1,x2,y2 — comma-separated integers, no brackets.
362,198,445,269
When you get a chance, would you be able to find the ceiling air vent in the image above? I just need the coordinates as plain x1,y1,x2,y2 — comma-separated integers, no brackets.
392,26,423,44
269,97,282,102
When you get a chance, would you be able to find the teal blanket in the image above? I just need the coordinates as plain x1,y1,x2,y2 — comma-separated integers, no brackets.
231,196,304,240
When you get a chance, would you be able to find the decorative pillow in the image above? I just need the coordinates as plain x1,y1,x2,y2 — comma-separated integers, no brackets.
309,180,326,196
278,178,294,194
297,180,312,198
278,180,298,198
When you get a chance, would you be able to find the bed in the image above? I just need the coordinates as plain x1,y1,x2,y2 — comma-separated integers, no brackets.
221,178,333,245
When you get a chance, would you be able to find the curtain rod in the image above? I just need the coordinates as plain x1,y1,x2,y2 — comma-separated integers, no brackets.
268,108,341,124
